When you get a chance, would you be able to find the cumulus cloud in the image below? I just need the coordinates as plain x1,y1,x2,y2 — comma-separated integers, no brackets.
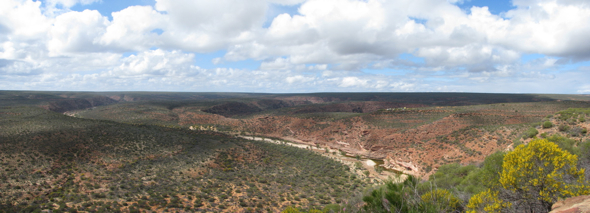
109,49,196,76
0,0,590,93
99,6,166,51
153,0,268,52
48,9,109,56
285,75,314,84
0,0,51,39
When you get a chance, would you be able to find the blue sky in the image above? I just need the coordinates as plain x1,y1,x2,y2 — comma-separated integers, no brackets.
458,0,515,15
1,0,589,93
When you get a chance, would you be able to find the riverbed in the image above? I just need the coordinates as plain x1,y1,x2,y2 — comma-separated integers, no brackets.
235,135,406,183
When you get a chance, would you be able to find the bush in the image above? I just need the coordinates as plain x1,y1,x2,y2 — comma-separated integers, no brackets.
540,132,548,138
421,189,462,212
557,108,590,121
502,139,589,211
466,189,511,213
522,127,538,139
570,127,586,137
322,204,343,212
468,139,590,212
513,138,522,148
427,163,478,191
363,176,437,213
542,121,553,128
374,165,384,174
559,124,571,132
423,151,505,196
545,135,579,156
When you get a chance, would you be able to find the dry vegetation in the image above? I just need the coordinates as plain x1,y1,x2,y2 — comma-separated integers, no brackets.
2,91,590,212
0,106,367,212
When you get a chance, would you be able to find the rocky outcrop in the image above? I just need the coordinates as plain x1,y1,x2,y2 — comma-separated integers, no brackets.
550,195,590,213
383,157,420,177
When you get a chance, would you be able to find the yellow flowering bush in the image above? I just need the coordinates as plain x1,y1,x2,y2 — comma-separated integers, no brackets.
466,189,511,213
500,139,589,207
281,206,323,213
468,139,590,212
282,206,302,213
421,189,461,212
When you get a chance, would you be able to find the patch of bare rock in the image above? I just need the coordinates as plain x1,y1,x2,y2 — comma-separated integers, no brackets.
551,195,590,213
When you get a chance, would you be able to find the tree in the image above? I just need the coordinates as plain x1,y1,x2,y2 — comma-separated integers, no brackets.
467,139,589,212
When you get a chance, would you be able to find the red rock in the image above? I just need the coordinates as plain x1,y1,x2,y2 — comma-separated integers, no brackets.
551,195,590,213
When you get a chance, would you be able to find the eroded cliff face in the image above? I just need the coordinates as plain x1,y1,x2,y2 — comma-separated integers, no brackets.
174,104,552,178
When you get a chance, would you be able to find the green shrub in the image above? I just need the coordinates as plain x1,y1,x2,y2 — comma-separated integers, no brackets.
423,151,505,196
363,176,438,213
421,189,462,212
557,108,590,121
546,134,579,156
513,139,523,148
559,124,571,132
522,127,538,139
427,163,478,190
322,204,343,212
542,121,553,128
570,127,586,137
568,119,577,125
374,165,384,174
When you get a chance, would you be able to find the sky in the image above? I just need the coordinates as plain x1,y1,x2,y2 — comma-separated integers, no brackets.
1,0,590,94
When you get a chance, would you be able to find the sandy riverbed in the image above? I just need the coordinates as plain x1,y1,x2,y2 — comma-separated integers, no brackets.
235,135,405,183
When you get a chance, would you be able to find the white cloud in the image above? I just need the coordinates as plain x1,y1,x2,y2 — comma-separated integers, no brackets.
578,85,590,94
109,49,196,76
153,0,268,52
99,6,166,51
0,0,51,39
48,9,109,56
285,75,314,84
0,0,590,93
339,76,368,87
491,1,590,59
